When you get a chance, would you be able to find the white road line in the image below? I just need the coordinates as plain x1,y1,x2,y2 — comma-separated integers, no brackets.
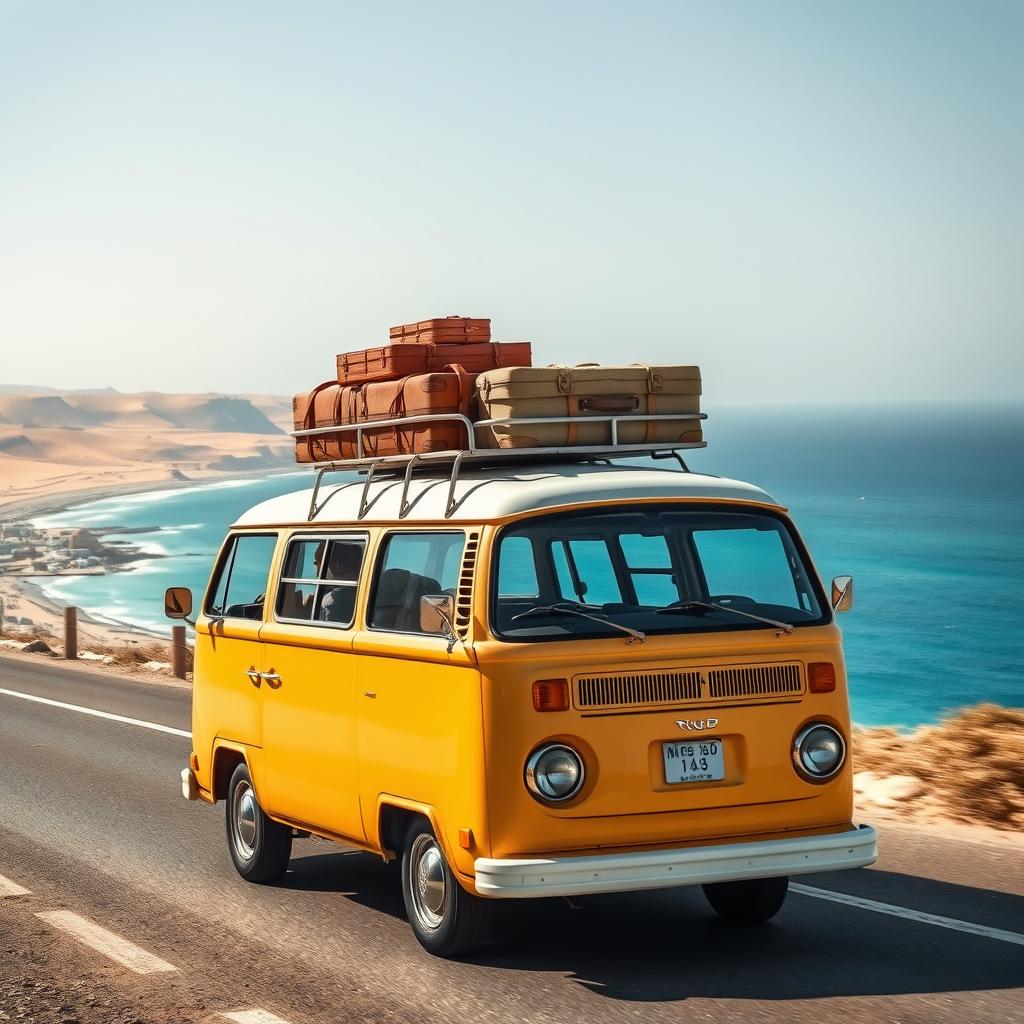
222,1011,293,1024
0,872,31,898
0,687,190,739
792,883,1024,947
35,911,179,974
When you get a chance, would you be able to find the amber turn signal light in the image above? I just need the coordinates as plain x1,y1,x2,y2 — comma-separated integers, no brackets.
532,678,569,712
808,662,836,693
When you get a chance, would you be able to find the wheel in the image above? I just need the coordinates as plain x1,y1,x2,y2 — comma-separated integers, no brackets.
225,762,292,884
400,821,490,957
702,875,789,923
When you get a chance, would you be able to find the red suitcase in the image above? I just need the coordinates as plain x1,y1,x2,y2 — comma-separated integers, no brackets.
336,341,531,385
293,365,474,462
389,316,490,344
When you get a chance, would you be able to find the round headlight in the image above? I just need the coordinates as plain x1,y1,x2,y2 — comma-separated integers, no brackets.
525,743,585,802
792,723,846,781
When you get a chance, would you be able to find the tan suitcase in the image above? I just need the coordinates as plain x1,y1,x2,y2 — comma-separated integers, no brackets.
475,364,702,449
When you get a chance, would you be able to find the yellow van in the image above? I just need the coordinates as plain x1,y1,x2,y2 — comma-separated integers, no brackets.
167,452,876,957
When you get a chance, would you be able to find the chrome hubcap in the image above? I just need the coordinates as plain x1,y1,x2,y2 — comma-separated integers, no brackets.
409,834,447,930
232,781,258,859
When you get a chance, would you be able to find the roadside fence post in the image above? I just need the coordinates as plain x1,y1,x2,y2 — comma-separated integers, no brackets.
64,606,78,660
171,624,188,680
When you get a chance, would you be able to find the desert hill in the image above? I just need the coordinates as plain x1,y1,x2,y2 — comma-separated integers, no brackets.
0,388,295,512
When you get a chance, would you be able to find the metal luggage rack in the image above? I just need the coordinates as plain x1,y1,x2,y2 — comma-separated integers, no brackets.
291,411,707,520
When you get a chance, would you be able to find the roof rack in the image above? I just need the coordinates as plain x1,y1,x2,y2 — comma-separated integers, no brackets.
291,411,707,521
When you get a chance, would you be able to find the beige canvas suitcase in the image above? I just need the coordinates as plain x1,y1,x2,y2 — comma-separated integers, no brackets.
474,364,702,449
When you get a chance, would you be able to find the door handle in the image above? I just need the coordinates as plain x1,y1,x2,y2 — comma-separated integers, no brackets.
262,670,282,687
363,690,376,699
245,667,262,687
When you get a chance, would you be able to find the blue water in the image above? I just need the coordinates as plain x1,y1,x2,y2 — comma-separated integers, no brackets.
32,405,1024,727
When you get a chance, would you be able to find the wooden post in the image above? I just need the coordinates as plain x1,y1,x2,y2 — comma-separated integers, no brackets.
64,606,78,660
171,624,188,679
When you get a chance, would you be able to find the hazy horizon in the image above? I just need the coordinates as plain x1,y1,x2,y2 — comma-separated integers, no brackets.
2,1,1021,405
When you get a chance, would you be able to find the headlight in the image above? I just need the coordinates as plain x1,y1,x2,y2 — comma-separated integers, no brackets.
792,723,846,781
525,743,585,802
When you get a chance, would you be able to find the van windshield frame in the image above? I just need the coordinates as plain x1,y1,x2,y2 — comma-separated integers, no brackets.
490,504,830,642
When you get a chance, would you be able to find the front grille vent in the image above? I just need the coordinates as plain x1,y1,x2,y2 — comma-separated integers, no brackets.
707,663,803,699
577,671,702,710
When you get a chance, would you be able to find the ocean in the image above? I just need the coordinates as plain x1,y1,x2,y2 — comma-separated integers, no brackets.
32,404,1024,728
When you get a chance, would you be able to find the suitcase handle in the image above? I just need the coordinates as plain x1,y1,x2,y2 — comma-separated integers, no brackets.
578,395,640,413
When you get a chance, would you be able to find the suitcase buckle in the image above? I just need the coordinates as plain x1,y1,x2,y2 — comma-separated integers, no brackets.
556,371,572,394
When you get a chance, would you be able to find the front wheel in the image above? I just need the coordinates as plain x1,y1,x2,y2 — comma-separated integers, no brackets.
702,875,789,923
225,762,292,883
400,822,490,957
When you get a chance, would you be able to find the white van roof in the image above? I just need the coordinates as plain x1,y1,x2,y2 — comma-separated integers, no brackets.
233,463,780,527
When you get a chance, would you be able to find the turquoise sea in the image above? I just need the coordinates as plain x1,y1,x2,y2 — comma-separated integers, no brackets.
32,404,1024,728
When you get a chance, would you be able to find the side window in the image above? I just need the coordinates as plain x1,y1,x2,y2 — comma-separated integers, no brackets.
276,536,365,628
497,535,540,598
619,533,678,606
552,538,623,605
206,534,278,621
370,532,464,634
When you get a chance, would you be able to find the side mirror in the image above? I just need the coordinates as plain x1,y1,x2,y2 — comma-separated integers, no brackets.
420,594,455,635
164,586,193,620
831,575,854,613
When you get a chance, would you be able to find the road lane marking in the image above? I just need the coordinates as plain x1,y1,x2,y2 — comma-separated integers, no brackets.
0,687,190,739
792,883,1024,947
222,1011,293,1024
35,911,179,974
0,872,31,898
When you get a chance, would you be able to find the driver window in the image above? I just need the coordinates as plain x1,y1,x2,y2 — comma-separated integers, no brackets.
370,532,464,634
692,528,800,608
206,534,278,621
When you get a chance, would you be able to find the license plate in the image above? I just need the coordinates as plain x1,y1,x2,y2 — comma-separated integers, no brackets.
662,739,725,784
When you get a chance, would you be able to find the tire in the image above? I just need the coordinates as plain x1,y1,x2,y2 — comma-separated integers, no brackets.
225,762,292,884
400,821,490,957
702,875,789,924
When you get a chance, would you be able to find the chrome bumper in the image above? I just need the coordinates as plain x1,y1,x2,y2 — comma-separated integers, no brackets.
474,825,877,899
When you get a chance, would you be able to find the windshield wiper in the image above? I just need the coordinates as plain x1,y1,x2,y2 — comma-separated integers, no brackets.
656,600,794,635
510,602,646,644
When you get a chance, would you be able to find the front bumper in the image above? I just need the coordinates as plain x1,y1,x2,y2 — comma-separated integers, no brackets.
474,824,877,899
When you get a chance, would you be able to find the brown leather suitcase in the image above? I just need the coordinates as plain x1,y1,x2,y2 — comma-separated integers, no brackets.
293,365,474,462
389,316,490,345
292,381,361,463
357,364,474,456
474,364,703,449
336,341,531,385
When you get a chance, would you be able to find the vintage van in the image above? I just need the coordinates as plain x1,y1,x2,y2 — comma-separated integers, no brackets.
167,456,877,957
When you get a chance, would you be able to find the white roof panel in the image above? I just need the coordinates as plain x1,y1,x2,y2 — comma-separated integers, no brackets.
233,464,780,527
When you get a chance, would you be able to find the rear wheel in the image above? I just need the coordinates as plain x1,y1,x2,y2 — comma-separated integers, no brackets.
702,876,789,923
400,822,489,957
225,762,292,883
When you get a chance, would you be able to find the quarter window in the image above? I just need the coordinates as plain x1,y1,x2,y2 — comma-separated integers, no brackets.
206,534,278,621
370,532,464,634
276,536,365,628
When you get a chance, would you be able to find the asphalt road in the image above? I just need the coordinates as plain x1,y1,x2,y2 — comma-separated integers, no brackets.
1,654,1022,1024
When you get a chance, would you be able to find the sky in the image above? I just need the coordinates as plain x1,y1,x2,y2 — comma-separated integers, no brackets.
1,0,1021,406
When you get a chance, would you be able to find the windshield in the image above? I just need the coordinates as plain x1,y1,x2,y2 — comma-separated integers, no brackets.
492,505,827,641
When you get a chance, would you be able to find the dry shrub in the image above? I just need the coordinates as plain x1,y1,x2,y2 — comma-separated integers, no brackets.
854,704,1024,829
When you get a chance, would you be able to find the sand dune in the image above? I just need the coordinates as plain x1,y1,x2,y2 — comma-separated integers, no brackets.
0,388,293,512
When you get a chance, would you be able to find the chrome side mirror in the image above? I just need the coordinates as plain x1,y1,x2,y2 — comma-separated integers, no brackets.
420,594,455,635
164,586,193,620
831,575,854,613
